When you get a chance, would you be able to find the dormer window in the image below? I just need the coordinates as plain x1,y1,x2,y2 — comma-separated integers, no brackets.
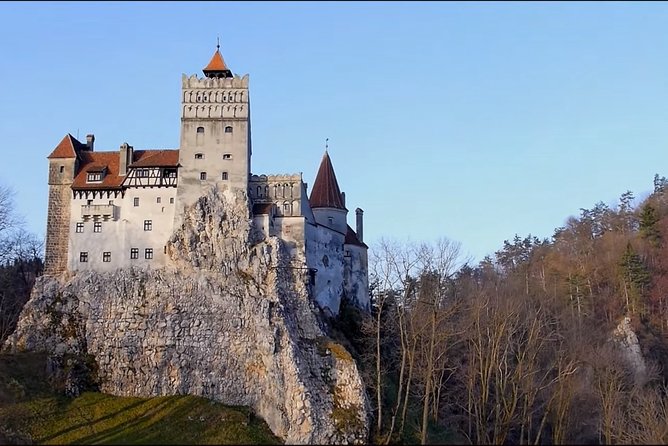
86,165,107,183
87,172,102,182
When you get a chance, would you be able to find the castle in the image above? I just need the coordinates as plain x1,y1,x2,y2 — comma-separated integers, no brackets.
44,45,369,315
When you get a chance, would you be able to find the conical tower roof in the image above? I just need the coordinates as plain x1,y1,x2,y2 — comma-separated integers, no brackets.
203,44,233,78
309,151,347,210
47,134,85,159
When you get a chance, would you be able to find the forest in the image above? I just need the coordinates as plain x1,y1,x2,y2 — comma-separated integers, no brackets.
334,173,668,444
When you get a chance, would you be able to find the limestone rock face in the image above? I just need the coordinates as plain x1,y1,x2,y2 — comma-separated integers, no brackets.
4,187,369,444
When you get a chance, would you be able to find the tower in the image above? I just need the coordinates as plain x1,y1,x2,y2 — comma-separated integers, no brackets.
309,151,348,234
45,134,86,274
174,44,252,224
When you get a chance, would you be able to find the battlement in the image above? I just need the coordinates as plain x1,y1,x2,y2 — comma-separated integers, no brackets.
250,173,303,183
182,73,249,90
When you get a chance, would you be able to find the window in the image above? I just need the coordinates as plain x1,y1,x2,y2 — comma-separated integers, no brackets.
79,252,88,263
170,197,174,204
200,172,207,180
103,252,111,262
108,200,114,205
157,197,161,204
93,221,102,233
59,165,64,173
137,169,150,178
130,248,139,259
224,126,233,133
195,153,204,159
328,217,333,226
284,202,290,213
163,169,177,178
144,220,152,231
223,154,231,160
197,126,205,133
87,172,102,182
75,222,84,233
133,197,139,207
222,172,228,180
87,199,93,205
145,248,153,259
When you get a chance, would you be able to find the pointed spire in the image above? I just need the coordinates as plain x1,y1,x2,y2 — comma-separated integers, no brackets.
309,151,347,210
203,41,233,78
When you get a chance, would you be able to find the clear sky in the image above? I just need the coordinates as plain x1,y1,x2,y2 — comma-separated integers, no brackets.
2,1,668,264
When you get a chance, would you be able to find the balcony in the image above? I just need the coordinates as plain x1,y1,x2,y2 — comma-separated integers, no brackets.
81,204,117,220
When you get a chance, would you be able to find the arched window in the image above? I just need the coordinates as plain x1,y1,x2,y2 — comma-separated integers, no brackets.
196,127,205,133
224,126,233,133
283,201,291,215
200,172,207,180
257,186,262,197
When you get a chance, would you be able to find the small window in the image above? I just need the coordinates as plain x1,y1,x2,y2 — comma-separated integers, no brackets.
144,220,152,231
103,252,111,262
163,169,177,178
137,169,150,178
133,197,139,207
157,197,161,204
170,197,174,204
79,252,88,263
195,153,204,159
223,154,231,160
284,202,290,212
197,126,205,133
87,199,93,205
108,200,113,205
145,248,153,260
93,221,102,233
75,222,84,233
130,248,139,260
328,217,333,226
222,172,228,180
224,126,233,133
59,165,64,173
87,172,102,182
200,172,207,180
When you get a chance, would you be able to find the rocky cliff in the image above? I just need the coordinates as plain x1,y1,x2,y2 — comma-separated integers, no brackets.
3,187,369,444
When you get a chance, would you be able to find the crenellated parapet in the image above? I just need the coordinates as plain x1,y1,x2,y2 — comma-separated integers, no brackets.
181,74,249,119
249,173,305,217
182,73,249,89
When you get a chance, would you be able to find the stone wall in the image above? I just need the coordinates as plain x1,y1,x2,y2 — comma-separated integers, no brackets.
5,186,369,444
44,184,72,275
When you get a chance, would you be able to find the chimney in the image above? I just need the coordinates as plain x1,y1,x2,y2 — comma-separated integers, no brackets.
86,134,95,151
355,208,364,243
119,142,134,176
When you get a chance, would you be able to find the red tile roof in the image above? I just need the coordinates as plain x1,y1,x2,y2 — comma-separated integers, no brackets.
345,224,367,248
130,150,180,167
203,49,230,73
309,151,347,210
72,149,179,190
72,151,123,190
47,134,86,159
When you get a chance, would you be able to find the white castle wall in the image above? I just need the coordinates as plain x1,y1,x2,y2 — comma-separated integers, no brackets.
68,186,176,271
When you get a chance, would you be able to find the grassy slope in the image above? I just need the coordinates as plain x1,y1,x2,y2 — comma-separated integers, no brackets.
0,352,281,445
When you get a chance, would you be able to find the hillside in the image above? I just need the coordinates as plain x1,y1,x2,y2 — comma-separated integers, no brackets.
0,352,281,445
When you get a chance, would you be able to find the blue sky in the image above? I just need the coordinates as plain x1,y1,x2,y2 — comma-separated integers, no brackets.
2,1,668,263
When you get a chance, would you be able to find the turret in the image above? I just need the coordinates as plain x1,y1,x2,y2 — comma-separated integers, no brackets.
309,151,348,234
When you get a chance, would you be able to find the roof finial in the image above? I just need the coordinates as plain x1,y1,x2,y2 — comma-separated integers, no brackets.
325,138,329,152
216,36,220,51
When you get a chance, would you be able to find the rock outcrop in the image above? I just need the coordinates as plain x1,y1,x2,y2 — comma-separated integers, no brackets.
4,187,369,444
